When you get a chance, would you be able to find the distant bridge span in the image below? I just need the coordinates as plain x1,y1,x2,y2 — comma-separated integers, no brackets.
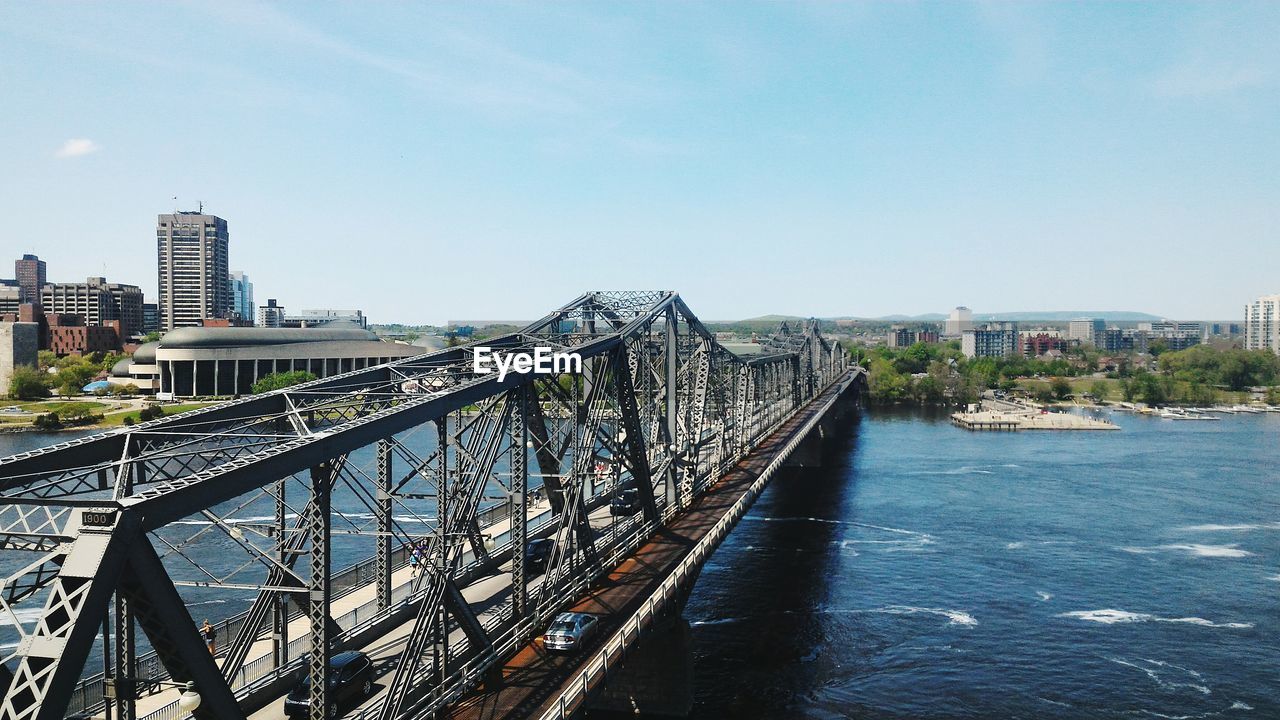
0,291,864,720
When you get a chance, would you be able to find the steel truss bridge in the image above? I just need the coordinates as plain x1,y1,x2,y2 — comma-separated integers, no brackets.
0,291,862,720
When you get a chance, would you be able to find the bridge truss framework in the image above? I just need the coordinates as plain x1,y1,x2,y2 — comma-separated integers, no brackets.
0,291,850,720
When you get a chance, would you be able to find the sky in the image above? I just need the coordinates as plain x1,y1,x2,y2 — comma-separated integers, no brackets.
1,2,1277,324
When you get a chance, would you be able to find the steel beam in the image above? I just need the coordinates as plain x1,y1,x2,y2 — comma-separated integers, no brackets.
307,463,331,720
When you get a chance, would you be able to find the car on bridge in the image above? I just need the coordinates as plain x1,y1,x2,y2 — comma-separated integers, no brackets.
609,488,641,516
284,650,374,718
543,612,600,653
525,537,555,574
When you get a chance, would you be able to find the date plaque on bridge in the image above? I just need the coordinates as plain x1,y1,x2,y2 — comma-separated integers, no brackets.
81,509,118,528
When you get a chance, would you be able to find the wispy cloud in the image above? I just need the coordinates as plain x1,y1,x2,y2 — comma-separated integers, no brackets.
1153,64,1269,98
54,138,100,158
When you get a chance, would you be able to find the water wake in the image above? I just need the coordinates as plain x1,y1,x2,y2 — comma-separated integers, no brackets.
1106,656,1210,696
1060,609,1252,629
1119,544,1253,558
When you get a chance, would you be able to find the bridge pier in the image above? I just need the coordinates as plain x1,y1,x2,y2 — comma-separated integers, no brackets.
784,383,860,469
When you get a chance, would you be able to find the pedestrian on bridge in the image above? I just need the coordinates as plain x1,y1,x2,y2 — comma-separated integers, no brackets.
409,546,421,577
201,619,216,655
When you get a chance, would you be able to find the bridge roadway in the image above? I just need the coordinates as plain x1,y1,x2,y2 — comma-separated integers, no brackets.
115,371,855,720
445,370,856,720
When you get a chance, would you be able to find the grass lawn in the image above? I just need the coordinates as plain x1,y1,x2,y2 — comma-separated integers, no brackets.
6,400,114,415
100,403,215,426
1017,376,1253,405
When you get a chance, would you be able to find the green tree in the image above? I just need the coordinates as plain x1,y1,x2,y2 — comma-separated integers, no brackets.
1030,382,1055,403
868,358,911,404
55,363,97,392
8,366,49,400
1050,377,1072,400
1089,380,1110,402
251,371,318,394
143,331,162,343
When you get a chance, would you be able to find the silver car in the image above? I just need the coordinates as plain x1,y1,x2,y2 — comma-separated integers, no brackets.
543,612,600,652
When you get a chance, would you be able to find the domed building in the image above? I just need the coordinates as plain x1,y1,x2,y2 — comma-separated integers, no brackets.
113,324,420,399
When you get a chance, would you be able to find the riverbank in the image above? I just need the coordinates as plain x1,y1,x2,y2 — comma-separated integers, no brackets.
0,398,216,431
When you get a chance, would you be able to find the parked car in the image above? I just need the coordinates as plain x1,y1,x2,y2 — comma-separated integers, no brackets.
609,488,641,516
284,651,374,718
524,537,554,574
543,612,600,652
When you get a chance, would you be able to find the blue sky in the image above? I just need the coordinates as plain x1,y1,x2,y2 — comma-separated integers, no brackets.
1,2,1276,323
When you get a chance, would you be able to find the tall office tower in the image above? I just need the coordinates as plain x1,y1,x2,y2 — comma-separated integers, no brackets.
14,254,46,304
157,211,230,330
230,270,254,325
944,306,974,336
1244,294,1280,354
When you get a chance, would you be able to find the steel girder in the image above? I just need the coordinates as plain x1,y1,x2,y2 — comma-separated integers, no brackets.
0,292,852,720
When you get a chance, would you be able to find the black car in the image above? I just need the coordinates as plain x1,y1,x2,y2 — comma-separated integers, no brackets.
610,488,641,516
284,651,374,718
524,537,554,574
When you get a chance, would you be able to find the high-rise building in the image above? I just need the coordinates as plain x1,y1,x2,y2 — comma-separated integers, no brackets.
230,270,254,325
962,322,1019,359
944,307,973,336
1067,318,1105,346
258,298,285,328
157,211,231,330
887,325,914,348
14,254,46,304
40,277,144,339
1244,295,1280,354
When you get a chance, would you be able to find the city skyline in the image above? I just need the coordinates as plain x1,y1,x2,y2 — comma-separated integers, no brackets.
2,2,1277,323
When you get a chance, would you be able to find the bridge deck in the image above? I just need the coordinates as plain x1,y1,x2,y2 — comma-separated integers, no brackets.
445,375,852,720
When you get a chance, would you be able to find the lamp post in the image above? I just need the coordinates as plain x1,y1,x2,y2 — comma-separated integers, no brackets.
131,679,202,713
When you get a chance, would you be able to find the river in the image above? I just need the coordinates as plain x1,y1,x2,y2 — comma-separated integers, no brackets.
682,408,1279,718
2,408,1277,718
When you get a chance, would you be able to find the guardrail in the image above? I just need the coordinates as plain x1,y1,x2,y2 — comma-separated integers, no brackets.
536,372,855,720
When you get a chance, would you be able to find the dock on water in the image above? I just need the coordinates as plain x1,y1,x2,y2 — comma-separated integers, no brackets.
952,400,1119,431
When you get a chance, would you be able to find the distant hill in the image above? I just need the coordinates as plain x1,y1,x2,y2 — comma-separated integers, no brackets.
973,311,1164,322
738,314,806,322
737,311,1165,323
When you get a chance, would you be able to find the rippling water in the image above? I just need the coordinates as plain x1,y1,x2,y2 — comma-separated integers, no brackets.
683,408,1280,719
3,409,1278,718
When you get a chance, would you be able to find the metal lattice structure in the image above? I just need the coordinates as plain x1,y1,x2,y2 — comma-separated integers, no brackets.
0,291,851,720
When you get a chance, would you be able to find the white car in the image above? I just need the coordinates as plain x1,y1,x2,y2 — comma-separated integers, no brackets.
543,612,600,652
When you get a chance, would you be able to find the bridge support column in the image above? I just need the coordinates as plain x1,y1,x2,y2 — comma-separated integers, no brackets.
307,463,331,720
664,306,680,511
111,593,137,720
435,417,450,685
273,478,289,668
376,439,392,611
510,385,529,623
